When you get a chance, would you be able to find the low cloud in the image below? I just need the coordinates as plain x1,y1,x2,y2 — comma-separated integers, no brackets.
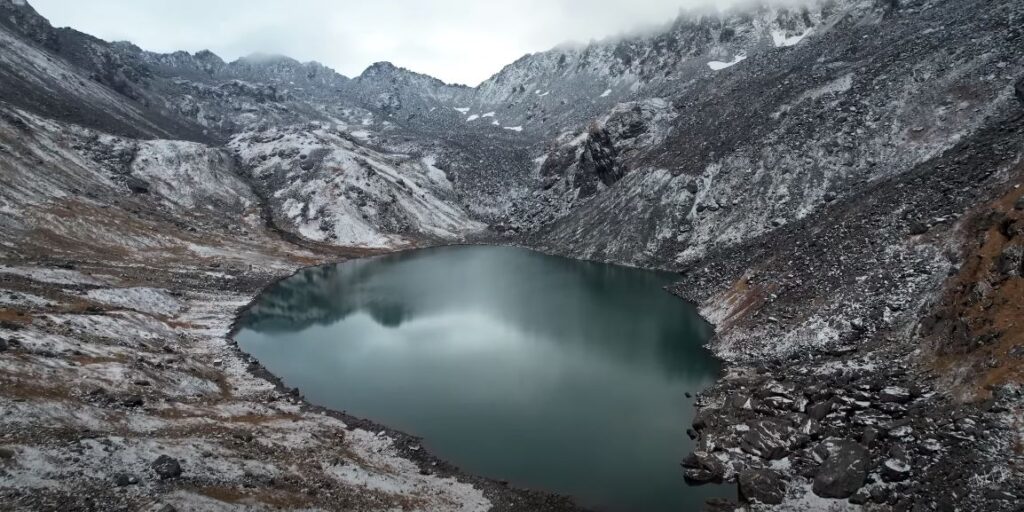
29,0,746,85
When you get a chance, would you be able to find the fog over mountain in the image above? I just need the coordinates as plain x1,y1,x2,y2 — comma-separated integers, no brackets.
30,0,749,85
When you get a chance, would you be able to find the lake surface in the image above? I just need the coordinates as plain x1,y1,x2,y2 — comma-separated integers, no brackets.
235,246,722,511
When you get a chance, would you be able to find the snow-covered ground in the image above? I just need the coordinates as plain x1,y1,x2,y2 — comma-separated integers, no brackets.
230,125,485,248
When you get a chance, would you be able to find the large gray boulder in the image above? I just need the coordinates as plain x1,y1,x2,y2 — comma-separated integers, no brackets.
741,418,802,460
151,455,183,480
812,440,869,498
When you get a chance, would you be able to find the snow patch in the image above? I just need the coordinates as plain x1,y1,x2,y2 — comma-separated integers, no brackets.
131,140,254,212
453,107,470,114
229,126,484,248
504,126,523,132
772,28,813,47
466,114,480,122
799,74,854,103
600,89,612,98
0,266,105,286
85,287,185,317
708,54,747,71
0,292,52,308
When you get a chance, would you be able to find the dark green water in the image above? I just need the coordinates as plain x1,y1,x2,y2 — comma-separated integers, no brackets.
235,246,723,511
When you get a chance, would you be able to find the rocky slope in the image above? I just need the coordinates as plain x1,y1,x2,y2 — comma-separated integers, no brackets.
0,85,577,512
1,0,1022,510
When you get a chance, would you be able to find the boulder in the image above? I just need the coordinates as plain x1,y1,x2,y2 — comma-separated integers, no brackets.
692,408,719,430
125,176,150,194
741,418,802,460
850,318,867,332
113,473,139,487
807,399,833,420
1014,195,1024,211
122,395,144,408
738,468,786,505
861,427,879,446
996,245,1022,277
0,338,7,352
879,386,911,404
849,491,870,505
812,440,869,498
795,416,821,437
1016,77,1024,106
681,451,725,484
151,455,182,480
881,458,911,482
730,394,755,410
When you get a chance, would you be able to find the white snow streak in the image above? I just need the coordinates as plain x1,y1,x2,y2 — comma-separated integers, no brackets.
708,54,747,71
772,28,813,47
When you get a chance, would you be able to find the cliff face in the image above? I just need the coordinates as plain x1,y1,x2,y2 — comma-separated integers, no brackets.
0,0,1022,509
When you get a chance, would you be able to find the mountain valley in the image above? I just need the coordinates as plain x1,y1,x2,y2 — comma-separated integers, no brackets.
0,0,1022,510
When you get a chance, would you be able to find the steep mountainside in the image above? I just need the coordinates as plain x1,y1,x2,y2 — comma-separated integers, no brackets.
526,0,1020,266
0,0,1022,510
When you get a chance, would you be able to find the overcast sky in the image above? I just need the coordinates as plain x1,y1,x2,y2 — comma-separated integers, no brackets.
29,0,740,86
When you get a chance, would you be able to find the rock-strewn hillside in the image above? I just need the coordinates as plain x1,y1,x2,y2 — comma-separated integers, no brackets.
229,125,485,247
529,0,1021,265
0,0,1022,510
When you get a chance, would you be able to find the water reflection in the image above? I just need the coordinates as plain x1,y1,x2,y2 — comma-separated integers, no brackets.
236,246,722,511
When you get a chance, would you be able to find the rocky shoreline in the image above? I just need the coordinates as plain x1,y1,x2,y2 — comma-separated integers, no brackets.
224,254,588,512
667,114,1024,509
0,246,587,511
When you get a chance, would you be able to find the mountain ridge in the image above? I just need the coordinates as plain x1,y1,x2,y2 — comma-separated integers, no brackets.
0,0,1022,510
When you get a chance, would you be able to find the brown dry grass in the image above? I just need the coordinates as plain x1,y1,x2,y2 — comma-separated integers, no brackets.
0,370,73,401
0,308,33,326
220,412,302,425
153,407,302,426
164,319,198,329
70,354,126,366
929,179,1024,400
715,272,775,330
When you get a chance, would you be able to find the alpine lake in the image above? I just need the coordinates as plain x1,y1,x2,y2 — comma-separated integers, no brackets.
235,246,725,511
